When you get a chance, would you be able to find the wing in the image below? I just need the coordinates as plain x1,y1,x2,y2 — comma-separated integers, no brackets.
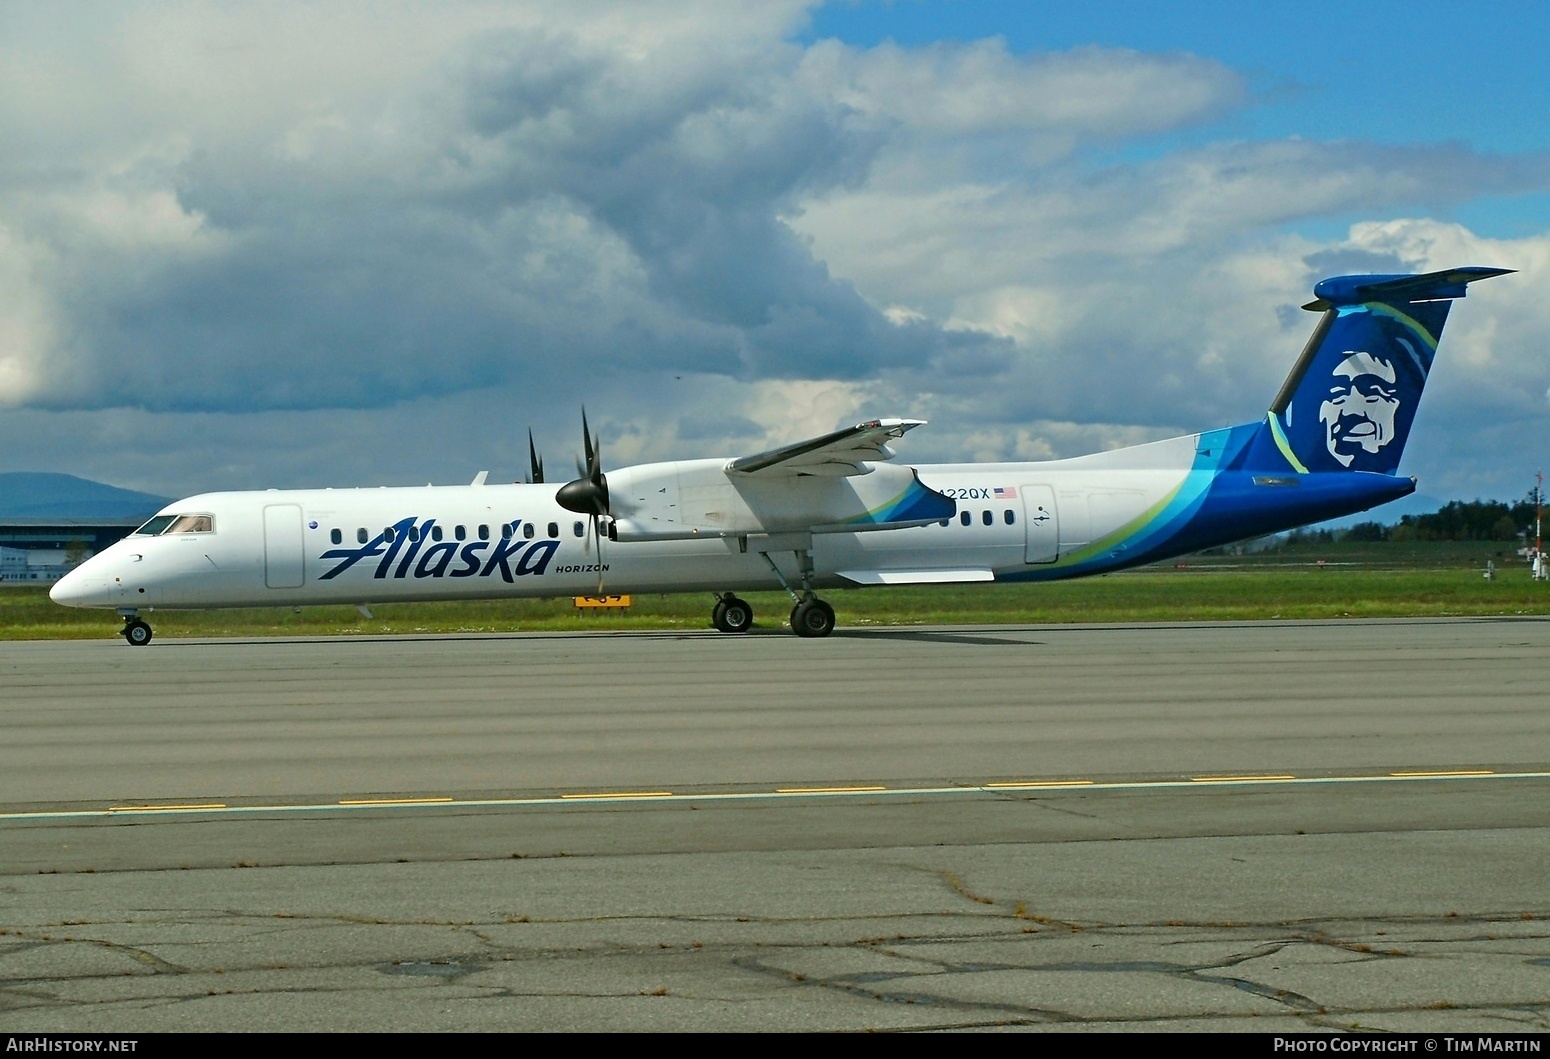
726,418,926,477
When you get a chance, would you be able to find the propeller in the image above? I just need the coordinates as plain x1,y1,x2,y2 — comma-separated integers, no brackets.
526,429,545,485
555,408,610,592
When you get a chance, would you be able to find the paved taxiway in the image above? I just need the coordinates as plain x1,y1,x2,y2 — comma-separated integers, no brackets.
2,618,1548,1031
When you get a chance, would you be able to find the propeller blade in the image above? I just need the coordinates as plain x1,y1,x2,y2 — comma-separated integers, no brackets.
527,429,544,485
592,514,605,594
555,408,610,516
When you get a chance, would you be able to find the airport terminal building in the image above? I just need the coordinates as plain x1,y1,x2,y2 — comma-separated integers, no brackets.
0,473,168,584
0,517,146,583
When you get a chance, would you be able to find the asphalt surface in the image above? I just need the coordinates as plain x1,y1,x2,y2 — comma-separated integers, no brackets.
1,618,1548,1032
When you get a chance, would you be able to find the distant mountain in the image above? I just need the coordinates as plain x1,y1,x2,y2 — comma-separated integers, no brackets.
0,472,171,521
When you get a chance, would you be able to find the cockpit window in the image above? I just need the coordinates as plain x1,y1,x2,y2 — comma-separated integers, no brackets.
133,515,177,536
165,514,215,534
135,514,215,535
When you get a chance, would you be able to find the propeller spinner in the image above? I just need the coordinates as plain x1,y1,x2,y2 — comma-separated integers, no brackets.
555,409,611,590
556,410,609,516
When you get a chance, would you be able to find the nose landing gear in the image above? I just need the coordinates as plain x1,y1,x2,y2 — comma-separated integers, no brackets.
120,612,153,646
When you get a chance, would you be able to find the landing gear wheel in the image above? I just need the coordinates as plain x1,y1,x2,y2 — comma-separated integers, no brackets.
715,596,754,634
790,598,835,638
123,619,153,647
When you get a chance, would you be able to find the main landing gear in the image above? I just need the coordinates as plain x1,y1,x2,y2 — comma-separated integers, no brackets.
788,597,835,639
764,547,836,638
709,547,837,638
712,594,755,634
120,612,153,646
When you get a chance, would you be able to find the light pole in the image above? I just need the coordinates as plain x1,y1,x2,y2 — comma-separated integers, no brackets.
1536,470,1546,581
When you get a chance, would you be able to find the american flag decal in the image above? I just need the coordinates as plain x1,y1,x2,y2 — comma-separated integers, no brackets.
994,486,1018,498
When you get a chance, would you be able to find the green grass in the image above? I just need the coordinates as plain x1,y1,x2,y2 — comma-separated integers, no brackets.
5,556,1547,641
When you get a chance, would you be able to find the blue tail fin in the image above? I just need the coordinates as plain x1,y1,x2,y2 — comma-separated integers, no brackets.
1245,266,1512,475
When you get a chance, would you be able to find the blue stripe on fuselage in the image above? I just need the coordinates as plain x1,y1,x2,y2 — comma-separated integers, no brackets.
997,423,1414,583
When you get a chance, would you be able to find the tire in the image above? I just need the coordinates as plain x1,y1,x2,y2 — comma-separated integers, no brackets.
790,598,835,638
711,599,729,632
124,620,153,647
720,597,753,634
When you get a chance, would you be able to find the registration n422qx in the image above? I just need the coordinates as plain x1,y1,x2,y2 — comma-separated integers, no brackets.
52,266,1511,644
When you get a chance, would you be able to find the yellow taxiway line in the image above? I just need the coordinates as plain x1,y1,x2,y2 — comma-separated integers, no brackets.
1389,769,1495,778
985,780,1094,789
561,791,674,800
3,769,1538,824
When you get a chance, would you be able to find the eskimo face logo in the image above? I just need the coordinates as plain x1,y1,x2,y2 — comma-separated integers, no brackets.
1318,351,1400,468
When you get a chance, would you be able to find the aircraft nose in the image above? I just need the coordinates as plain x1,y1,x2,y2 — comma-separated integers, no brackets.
49,566,114,608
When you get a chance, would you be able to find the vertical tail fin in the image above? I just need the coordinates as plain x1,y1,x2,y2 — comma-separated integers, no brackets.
1246,266,1512,475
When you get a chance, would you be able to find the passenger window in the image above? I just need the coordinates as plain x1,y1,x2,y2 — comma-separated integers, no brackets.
573,521,584,537
455,525,467,541
547,522,558,539
1004,509,1015,525
357,527,368,544
982,510,993,526
384,527,396,544
478,524,490,540
409,525,421,543
331,528,342,545
960,511,971,527
523,523,535,539
501,523,513,540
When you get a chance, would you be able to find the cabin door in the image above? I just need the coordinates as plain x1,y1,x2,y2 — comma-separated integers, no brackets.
263,505,305,589
1021,486,1059,564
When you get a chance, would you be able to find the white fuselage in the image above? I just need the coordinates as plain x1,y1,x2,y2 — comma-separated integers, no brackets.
51,429,1394,614
52,435,1209,612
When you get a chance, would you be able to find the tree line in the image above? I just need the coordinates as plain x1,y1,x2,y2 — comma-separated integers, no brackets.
1333,494,1542,543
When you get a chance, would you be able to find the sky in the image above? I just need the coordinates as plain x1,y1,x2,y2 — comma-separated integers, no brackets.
1,0,1547,505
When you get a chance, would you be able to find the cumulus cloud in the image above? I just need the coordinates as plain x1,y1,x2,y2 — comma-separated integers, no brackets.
34,12,1044,418
793,37,1244,174
0,1,1546,502
791,137,1550,469
0,224,55,407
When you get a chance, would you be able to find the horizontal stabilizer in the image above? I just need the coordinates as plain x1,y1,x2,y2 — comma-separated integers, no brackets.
1301,266,1514,311
728,419,925,477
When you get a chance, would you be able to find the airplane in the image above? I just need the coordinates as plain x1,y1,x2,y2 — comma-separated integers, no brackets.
51,265,1511,645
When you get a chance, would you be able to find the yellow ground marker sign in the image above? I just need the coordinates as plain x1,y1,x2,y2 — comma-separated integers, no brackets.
574,595,631,608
